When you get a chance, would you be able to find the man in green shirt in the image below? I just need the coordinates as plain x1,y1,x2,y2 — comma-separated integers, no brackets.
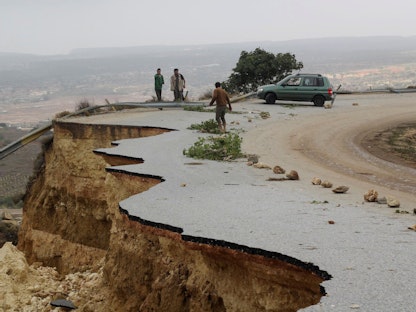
154,68,164,101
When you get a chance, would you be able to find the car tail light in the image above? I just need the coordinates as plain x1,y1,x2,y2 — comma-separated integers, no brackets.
328,88,333,96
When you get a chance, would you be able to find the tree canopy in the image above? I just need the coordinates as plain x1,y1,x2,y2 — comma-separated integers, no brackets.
223,48,303,93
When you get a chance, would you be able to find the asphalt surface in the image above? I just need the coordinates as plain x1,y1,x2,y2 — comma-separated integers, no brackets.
72,94,416,311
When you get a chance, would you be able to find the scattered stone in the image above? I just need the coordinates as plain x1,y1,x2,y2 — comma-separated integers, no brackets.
253,162,271,169
328,220,335,224
259,112,270,119
247,154,259,164
50,299,77,309
377,196,387,205
364,189,378,202
408,224,416,231
321,180,333,188
246,161,253,166
273,165,286,174
350,303,360,309
332,186,349,193
311,177,321,185
386,195,400,208
180,183,186,187
286,170,299,180
324,102,332,109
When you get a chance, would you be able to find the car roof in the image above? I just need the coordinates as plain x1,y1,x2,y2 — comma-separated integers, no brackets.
294,73,323,77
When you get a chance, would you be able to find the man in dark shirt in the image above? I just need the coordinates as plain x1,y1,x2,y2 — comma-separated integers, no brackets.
154,68,164,101
209,82,232,133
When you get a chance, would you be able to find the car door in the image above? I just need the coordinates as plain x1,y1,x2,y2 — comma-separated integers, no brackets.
298,76,324,101
277,76,301,101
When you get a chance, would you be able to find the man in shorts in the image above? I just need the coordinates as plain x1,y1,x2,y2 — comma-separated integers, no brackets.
209,82,232,133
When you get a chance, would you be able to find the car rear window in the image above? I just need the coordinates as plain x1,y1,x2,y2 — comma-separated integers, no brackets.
302,77,324,87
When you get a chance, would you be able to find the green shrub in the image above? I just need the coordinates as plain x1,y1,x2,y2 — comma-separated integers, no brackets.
188,119,220,134
183,133,244,161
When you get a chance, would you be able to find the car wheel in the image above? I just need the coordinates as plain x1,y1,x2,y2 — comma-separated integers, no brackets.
265,93,276,104
313,95,325,106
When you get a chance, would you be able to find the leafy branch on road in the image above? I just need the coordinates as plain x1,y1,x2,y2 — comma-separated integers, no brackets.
188,119,221,134
183,133,244,161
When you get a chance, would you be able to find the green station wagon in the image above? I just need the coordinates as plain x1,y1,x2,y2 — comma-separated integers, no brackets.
257,73,334,106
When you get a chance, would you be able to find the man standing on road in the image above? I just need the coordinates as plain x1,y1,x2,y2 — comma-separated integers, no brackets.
154,68,164,101
170,68,186,101
209,82,232,133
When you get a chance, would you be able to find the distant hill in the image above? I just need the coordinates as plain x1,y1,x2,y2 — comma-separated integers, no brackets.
1,36,416,104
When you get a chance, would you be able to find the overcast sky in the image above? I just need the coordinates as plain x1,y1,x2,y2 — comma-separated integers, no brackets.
1,0,415,55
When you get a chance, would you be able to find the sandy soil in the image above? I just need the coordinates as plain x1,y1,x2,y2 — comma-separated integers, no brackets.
243,92,416,209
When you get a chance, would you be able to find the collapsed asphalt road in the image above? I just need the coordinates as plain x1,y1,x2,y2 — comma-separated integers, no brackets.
73,93,416,311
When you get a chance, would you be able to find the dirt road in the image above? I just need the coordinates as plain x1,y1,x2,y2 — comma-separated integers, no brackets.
243,92,416,209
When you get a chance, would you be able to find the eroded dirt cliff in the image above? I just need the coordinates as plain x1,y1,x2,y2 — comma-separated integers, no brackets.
16,120,329,311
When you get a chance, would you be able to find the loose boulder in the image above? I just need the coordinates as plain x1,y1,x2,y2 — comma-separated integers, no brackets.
273,166,286,174
321,180,333,188
286,170,299,180
253,162,272,169
311,177,322,185
364,189,378,202
386,196,400,208
332,186,349,194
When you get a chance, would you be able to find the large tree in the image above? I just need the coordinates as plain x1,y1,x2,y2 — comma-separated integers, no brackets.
224,48,303,93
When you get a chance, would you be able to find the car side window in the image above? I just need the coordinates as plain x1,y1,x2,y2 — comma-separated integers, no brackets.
286,77,301,86
303,77,324,87
303,78,312,86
